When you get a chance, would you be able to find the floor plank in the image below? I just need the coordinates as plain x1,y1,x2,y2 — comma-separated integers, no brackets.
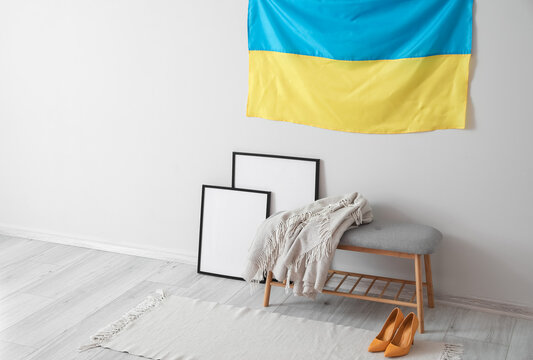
31,243,94,267
0,292,55,332
506,318,533,360
0,239,53,269
146,262,201,288
0,236,26,252
412,304,459,342
24,250,132,299
177,275,246,303
446,307,517,345
0,340,36,359
0,256,163,348
0,261,60,300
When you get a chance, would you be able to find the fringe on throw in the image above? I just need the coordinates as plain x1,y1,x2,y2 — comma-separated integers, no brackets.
440,343,464,360
79,289,166,352
289,198,366,276
248,211,310,289
248,194,369,296
251,196,364,286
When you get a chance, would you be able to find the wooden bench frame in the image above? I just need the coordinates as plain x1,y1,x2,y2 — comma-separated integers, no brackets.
263,245,435,333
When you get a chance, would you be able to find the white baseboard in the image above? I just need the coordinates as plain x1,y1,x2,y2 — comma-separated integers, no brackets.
0,224,197,265
437,295,533,320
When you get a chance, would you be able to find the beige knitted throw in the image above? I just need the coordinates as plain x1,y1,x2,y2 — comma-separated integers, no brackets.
243,192,373,298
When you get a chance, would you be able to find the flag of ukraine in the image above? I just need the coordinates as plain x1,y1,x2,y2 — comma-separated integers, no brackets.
246,0,473,134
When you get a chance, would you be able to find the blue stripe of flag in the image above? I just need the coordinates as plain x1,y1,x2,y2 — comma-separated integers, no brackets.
248,0,472,61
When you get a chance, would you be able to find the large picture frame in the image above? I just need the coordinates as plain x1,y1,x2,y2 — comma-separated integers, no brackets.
197,185,270,280
232,152,320,214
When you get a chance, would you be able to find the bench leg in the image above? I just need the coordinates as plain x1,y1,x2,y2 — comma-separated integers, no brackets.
414,255,425,333
424,254,435,308
263,271,273,307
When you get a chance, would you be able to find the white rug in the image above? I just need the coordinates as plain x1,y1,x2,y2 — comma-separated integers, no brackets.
81,290,462,360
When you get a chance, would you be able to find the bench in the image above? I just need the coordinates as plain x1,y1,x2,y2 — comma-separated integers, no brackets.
262,221,442,333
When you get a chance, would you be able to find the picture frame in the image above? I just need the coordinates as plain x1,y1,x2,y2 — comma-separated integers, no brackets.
232,152,320,214
197,185,271,280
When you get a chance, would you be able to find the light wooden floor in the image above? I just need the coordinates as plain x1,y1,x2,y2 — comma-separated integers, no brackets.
0,235,531,360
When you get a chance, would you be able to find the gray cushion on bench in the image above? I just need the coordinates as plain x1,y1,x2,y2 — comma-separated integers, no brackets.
339,221,442,254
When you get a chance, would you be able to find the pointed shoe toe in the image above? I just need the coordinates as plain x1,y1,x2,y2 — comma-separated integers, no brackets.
384,343,407,358
368,338,389,352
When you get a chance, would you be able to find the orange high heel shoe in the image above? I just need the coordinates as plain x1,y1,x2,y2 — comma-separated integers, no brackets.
368,308,404,352
384,312,419,357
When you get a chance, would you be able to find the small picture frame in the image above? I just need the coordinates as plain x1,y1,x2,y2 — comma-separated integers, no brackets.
197,185,271,280
232,152,320,214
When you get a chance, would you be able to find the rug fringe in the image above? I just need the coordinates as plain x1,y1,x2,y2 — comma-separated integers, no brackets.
440,343,464,360
79,289,166,352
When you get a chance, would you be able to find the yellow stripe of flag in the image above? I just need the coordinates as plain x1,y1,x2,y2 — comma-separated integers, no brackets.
247,51,470,134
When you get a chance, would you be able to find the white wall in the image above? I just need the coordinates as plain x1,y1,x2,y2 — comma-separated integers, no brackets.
1,0,532,307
